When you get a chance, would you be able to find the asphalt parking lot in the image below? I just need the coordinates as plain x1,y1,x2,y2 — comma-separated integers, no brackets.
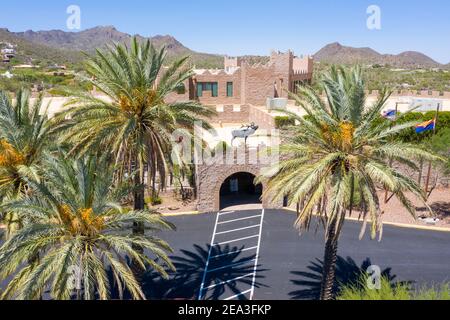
147,209,450,300
1,210,449,300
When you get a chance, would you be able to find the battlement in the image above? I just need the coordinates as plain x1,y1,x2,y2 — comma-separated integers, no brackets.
224,56,242,68
366,89,450,99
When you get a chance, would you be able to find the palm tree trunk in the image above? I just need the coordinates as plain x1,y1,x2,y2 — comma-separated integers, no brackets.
320,222,339,300
132,164,146,279
133,170,145,234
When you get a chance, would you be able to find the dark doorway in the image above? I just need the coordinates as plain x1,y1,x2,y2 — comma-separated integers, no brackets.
220,172,262,209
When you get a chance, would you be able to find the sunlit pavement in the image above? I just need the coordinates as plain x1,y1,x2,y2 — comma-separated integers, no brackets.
156,209,450,300
1,211,449,300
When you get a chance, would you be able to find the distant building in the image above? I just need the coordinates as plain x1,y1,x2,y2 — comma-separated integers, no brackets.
13,64,36,69
1,48,15,59
1,71,13,79
167,50,313,106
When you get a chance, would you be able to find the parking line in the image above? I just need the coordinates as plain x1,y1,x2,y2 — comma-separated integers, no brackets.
250,209,265,300
204,273,254,290
218,210,236,216
210,246,259,259
198,210,220,300
215,235,259,246
215,224,261,235
217,215,262,225
207,259,257,273
224,289,252,301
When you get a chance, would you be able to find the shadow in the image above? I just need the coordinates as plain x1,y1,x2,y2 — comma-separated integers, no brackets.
220,194,262,209
141,244,268,300
289,256,410,300
416,202,450,221
220,172,262,210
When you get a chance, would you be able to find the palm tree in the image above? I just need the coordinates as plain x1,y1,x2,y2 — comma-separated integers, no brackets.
0,90,54,238
0,153,175,300
55,38,215,216
259,66,442,300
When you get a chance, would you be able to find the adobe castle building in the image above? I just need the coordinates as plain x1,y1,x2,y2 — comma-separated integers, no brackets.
169,50,313,106
167,50,314,212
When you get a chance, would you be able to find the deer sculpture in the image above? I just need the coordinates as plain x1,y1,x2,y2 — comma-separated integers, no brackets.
231,122,259,146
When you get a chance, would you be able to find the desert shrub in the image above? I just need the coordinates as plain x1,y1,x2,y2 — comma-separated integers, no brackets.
275,116,295,129
338,276,450,300
338,276,411,300
145,195,162,206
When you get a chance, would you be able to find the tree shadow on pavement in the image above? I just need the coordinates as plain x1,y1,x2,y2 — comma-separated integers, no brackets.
289,256,411,300
141,244,268,300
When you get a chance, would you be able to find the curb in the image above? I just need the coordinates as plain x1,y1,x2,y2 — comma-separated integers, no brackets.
161,211,201,217
283,207,450,233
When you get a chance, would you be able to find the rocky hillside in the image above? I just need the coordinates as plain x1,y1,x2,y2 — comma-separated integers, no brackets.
314,42,443,69
0,28,83,66
8,26,223,68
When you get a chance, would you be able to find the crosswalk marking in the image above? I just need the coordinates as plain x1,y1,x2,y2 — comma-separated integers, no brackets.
215,224,261,235
215,234,259,246
217,214,262,225
224,289,253,301
210,246,259,259
198,209,265,301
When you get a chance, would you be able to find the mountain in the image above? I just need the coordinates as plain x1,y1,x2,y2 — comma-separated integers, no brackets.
3,27,447,70
0,28,84,66
8,26,223,68
314,42,442,69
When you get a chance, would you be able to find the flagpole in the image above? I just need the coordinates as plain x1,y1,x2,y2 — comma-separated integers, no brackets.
424,103,440,199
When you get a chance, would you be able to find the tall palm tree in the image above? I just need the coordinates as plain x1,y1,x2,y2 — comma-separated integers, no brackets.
0,153,175,300
55,38,215,215
0,90,54,238
258,66,442,300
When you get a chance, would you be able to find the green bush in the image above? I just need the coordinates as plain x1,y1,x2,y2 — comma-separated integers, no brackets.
338,276,450,300
338,277,411,300
275,116,295,129
368,111,450,144
144,195,162,206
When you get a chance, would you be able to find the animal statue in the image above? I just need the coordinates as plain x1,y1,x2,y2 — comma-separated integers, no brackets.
231,122,259,146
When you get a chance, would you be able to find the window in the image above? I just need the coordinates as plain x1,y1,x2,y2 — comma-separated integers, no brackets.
226,82,233,97
197,82,218,98
197,83,203,97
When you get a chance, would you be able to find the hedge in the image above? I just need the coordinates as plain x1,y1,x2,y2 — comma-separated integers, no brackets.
373,111,450,143
275,116,296,129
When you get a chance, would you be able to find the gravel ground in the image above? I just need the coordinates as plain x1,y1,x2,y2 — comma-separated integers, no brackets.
378,188,450,228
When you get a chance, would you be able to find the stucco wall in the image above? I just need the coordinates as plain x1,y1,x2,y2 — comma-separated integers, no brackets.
196,147,283,213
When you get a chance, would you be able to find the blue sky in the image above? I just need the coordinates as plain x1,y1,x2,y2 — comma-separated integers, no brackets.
1,0,449,63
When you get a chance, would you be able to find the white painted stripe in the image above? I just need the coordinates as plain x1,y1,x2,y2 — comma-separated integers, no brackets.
198,211,220,300
218,210,236,216
215,224,261,235
224,289,252,301
217,215,262,225
207,259,257,273
204,273,254,290
210,246,258,259
215,235,259,246
250,209,265,300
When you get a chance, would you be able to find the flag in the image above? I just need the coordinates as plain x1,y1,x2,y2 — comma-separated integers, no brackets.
382,109,397,120
415,119,436,134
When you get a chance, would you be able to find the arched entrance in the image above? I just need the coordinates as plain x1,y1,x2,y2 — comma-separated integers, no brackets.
219,172,263,209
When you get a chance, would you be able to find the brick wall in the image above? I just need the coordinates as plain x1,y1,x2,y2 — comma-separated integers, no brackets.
208,104,250,123
195,70,242,105
249,106,275,131
242,65,280,105
197,146,283,212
